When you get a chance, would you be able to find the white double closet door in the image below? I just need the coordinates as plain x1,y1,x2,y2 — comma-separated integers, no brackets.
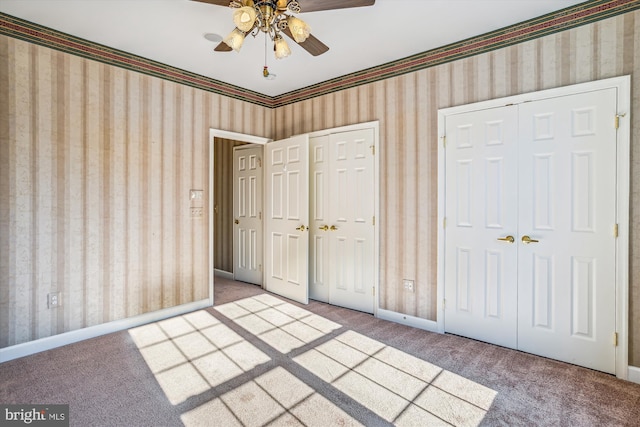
444,88,618,373
264,129,376,314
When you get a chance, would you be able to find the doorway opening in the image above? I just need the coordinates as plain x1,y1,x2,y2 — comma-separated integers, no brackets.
209,129,270,305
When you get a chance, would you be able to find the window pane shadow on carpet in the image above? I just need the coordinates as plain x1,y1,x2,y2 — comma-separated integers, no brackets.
129,280,498,426
2,277,639,427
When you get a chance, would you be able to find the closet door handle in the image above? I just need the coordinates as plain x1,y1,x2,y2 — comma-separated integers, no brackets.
521,235,539,244
497,235,515,243
318,225,329,231
296,225,307,231
330,225,338,231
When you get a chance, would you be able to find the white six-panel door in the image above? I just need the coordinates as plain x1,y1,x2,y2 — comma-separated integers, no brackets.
265,135,310,304
310,135,330,303
309,130,375,313
444,87,618,374
233,145,263,286
327,130,375,313
517,89,617,373
444,106,519,348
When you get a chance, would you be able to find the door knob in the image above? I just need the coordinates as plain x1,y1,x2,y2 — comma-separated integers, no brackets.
234,219,239,225
296,225,307,231
521,235,539,244
318,225,329,231
330,225,338,231
497,235,515,243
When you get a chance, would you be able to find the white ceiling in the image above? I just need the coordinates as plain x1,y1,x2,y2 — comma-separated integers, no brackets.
0,0,586,97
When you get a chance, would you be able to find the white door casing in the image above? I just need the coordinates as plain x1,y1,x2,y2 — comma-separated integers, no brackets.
265,134,310,304
209,129,270,307
517,89,617,373
443,106,519,348
233,145,263,285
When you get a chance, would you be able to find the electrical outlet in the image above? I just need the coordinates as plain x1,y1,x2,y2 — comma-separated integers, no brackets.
191,207,203,218
48,292,61,308
403,279,415,292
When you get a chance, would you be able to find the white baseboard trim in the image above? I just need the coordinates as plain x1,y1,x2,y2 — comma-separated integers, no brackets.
214,269,234,280
628,366,640,384
376,308,439,333
0,299,211,364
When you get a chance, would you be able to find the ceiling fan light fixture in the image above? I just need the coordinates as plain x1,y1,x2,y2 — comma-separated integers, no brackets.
223,28,246,52
287,16,310,43
233,6,257,32
274,35,291,59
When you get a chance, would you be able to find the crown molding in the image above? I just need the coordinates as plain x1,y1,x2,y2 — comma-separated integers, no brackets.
1,0,638,108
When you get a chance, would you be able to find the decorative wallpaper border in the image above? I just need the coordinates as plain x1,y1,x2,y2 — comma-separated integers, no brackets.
0,12,273,108
1,0,639,108
273,0,640,106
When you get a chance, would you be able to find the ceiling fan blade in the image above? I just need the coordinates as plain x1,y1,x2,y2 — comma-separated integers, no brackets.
190,0,231,6
299,0,375,13
282,28,329,56
214,41,233,52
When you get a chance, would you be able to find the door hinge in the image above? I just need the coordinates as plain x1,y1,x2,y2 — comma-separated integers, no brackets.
613,332,618,347
370,145,375,155
372,216,375,226
613,223,619,238
259,211,262,220
442,299,446,310
614,113,626,129
372,287,375,296
441,136,446,148
443,217,447,229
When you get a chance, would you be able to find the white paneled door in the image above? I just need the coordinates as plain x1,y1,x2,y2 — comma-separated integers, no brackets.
444,87,618,374
310,130,375,313
444,106,519,348
233,145,263,286
517,89,617,373
309,135,330,303
265,135,310,304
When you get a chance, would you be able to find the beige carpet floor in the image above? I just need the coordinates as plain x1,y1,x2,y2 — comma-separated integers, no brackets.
1,277,639,426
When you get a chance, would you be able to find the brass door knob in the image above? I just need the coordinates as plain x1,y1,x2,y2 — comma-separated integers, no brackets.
521,235,539,244
234,219,239,225
497,235,515,243
296,225,307,231
319,225,329,231
330,225,338,231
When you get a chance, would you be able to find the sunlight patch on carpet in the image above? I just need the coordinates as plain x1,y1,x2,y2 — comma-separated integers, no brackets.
129,309,270,405
130,294,496,426
294,330,497,426
180,367,363,427
215,296,342,353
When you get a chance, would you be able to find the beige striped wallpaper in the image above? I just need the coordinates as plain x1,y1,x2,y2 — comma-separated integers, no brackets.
0,36,273,348
273,11,640,365
2,10,640,366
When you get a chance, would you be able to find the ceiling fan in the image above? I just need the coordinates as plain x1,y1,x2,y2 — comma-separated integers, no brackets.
193,0,376,59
